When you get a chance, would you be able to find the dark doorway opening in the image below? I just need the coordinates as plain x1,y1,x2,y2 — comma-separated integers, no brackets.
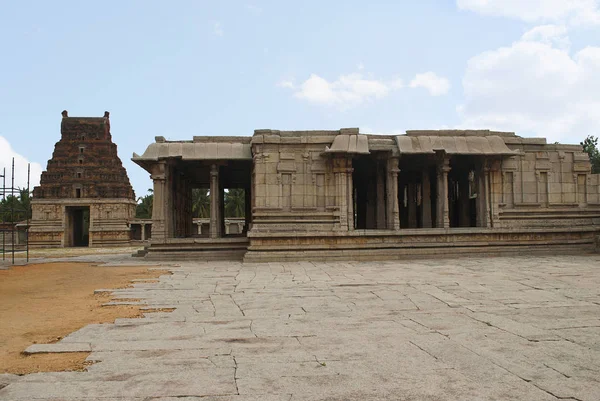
448,158,478,228
172,160,253,239
352,155,386,230
66,206,89,247
397,156,437,229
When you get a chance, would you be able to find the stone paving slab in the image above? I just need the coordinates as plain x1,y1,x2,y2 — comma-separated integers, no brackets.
2,254,600,400
24,342,92,354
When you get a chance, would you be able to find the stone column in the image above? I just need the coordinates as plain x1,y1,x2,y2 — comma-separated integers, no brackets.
150,161,168,242
386,158,400,230
436,156,451,229
244,186,251,234
459,176,470,227
422,170,432,228
407,183,417,228
210,164,220,238
376,160,386,229
346,159,354,230
476,162,489,228
333,157,348,231
140,223,146,241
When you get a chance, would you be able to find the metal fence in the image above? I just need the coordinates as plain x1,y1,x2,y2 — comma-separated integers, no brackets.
0,158,30,264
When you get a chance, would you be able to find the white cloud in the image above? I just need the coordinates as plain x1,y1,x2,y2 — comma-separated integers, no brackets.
409,72,451,96
213,22,224,36
357,62,365,71
291,73,393,108
281,72,444,109
390,78,404,89
0,136,42,191
457,0,600,25
277,80,295,89
458,27,600,143
521,25,570,49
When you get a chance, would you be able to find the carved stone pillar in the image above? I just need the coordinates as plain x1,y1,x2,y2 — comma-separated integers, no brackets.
437,156,451,228
150,161,168,242
422,170,432,228
376,160,386,229
140,223,146,241
407,183,417,228
346,160,354,231
333,157,352,231
476,162,489,228
386,158,400,230
244,186,252,234
210,164,221,238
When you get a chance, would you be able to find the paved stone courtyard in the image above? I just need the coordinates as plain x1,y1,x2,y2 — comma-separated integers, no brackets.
1,254,600,400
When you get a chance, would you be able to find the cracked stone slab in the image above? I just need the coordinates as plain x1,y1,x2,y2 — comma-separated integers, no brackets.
24,342,92,354
2,254,600,400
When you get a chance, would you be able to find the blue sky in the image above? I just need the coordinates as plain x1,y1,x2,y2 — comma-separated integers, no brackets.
2,0,600,196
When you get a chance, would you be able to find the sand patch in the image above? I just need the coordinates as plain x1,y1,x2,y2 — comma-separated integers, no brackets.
0,262,169,374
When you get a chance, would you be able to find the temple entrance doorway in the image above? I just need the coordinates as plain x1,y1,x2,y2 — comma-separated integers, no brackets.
352,155,387,230
397,156,437,229
448,158,479,228
65,206,89,247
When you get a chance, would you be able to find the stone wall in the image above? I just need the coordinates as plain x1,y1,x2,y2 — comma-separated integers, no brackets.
29,199,135,247
493,137,600,229
251,129,346,232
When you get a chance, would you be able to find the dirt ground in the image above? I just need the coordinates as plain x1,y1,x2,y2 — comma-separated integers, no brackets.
0,262,169,375
1,246,142,259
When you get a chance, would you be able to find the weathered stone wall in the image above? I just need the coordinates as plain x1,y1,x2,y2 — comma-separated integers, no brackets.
251,130,341,232
494,137,600,230
29,199,135,248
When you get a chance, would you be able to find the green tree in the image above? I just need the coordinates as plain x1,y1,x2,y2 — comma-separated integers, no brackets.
135,189,153,219
581,135,600,174
192,188,210,218
0,188,31,222
224,188,245,218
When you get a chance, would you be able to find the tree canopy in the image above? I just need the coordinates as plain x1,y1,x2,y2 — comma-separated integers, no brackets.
135,189,153,219
224,188,245,218
135,188,245,219
0,188,31,223
581,135,600,174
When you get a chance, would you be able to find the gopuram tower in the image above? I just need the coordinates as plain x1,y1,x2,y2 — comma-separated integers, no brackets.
29,111,136,247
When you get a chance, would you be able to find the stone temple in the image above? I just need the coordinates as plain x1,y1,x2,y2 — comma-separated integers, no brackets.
132,128,600,261
29,111,136,247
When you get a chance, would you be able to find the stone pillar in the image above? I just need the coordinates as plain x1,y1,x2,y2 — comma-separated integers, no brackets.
476,162,490,228
422,171,432,228
459,176,470,227
244,186,251,234
346,160,354,230
407,183,417,228
150,161,168,242
436,156,451,229
140,223,146,241
386,158,400,230
489,160,502,226
376,160,386,229
333,157,348,231
210,164,221,238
